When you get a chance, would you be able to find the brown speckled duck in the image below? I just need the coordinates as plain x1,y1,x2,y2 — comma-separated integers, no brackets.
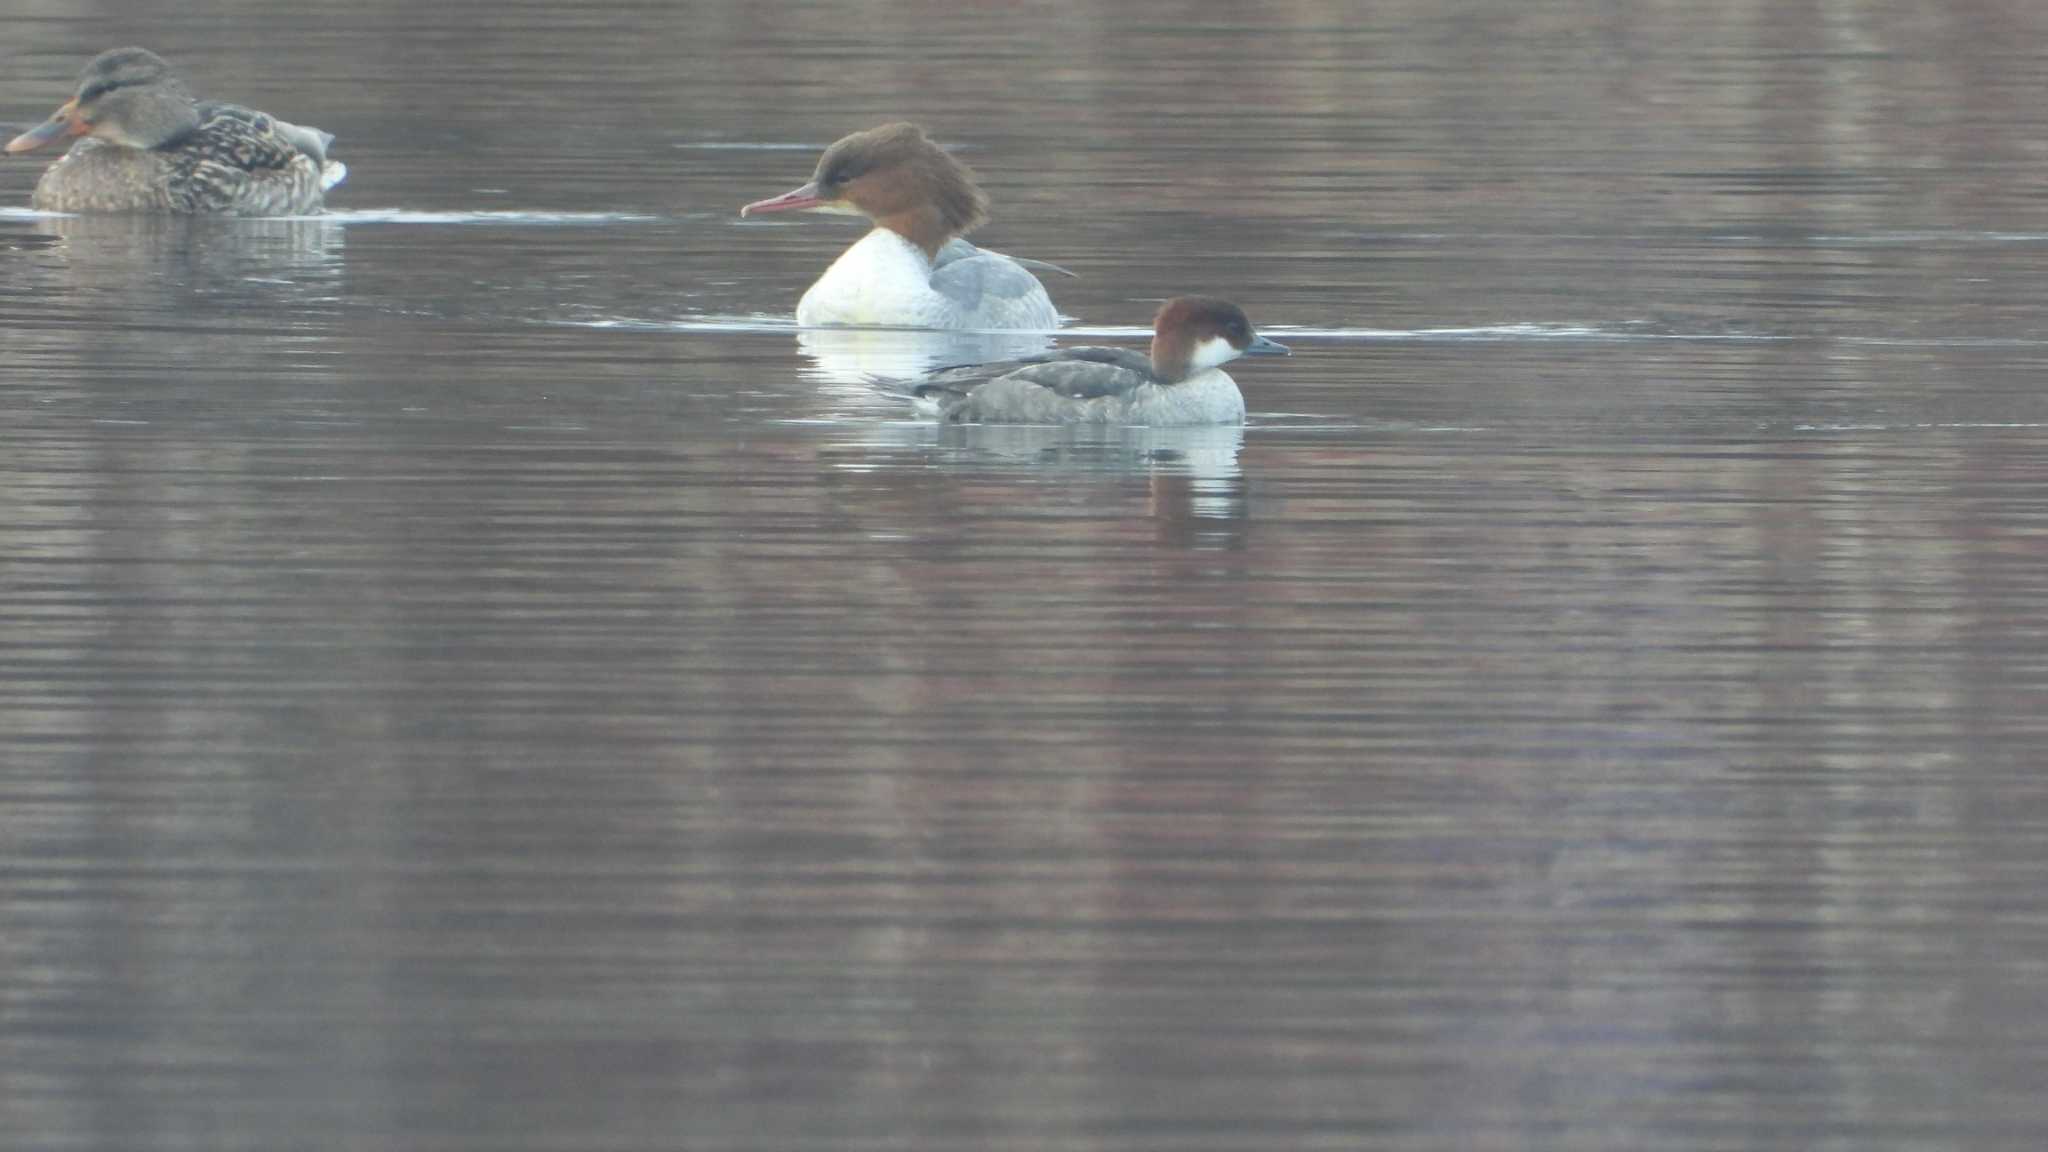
6,47,345,215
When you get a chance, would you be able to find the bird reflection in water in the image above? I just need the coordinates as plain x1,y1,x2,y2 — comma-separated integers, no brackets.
821,423,1248,551
795,324,1056,401
28,212,344,301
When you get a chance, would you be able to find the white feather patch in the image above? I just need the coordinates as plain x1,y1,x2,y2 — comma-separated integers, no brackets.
1186,334,1240,374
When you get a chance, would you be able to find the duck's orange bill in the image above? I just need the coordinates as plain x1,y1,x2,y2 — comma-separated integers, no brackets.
6,100,85,154
740,181,824,217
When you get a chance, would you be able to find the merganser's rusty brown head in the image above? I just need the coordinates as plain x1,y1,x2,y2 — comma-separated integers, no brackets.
740,123,989,259
7,47,202,155
1149,297,1291,383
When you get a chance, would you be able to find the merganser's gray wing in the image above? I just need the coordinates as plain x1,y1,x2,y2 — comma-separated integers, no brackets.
929,238,1063,328
936,237,1077,279
931,238,983,270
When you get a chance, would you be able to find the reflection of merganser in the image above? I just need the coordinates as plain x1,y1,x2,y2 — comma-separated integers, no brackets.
892,297,1288,425
795,327,1055,392
6,47,345,215
740,123,1063,330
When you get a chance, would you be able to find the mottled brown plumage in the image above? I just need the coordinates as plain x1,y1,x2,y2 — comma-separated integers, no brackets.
8,48,344,215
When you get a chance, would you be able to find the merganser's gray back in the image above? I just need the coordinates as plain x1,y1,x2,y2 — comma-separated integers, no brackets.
929,239,1065,329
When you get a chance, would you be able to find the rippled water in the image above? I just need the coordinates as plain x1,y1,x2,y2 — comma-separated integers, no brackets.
5,3,2048,1149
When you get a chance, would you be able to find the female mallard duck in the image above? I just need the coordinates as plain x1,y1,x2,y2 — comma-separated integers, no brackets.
6,47,345,215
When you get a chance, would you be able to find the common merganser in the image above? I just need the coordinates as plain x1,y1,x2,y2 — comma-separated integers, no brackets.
740,123,1062,330
892,297,1288,425
6,47,345,215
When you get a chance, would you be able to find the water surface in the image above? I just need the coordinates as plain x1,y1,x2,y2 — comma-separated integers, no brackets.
4,3,2048,1150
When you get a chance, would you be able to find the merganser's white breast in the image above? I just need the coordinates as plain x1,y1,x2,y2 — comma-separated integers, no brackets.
796,230,1060,329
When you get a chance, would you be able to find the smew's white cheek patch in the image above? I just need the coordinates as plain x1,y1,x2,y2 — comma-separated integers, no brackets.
1187,334,1240,374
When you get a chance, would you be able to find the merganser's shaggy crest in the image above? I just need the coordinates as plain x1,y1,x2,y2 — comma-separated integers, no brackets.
7,47,345,215
741,123,1062,329
893,297,1288,425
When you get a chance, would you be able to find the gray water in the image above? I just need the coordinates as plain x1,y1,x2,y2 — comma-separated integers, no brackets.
5,3,2048,1150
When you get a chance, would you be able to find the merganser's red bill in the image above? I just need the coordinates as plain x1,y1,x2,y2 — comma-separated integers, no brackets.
740,181,825,217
